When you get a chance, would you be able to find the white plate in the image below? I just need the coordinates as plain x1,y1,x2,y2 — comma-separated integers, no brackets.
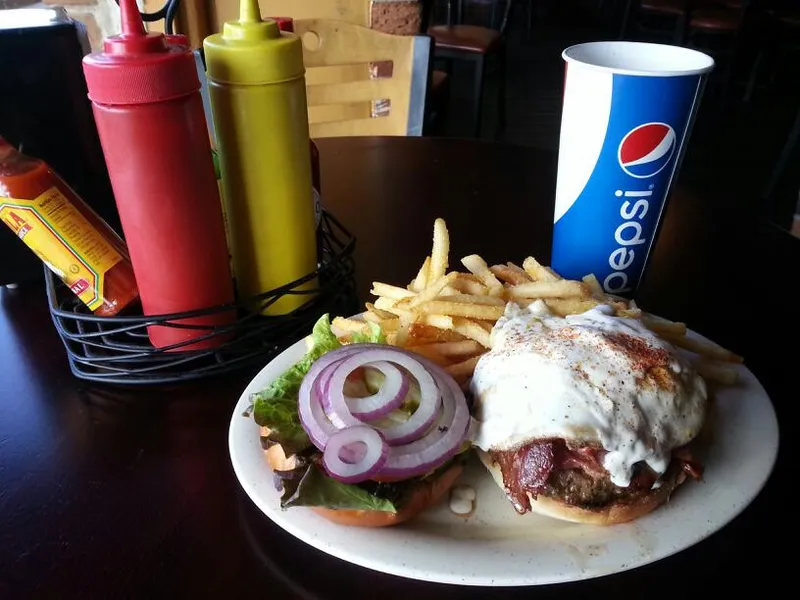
228,333,779,586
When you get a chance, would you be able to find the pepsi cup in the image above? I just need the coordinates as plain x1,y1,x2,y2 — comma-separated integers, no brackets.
551,42,714,296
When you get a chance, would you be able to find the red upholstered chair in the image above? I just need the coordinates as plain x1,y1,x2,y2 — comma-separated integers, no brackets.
424,0,511,138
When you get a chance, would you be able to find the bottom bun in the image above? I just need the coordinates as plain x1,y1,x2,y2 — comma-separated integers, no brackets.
263,430,465,528
478,450,685,526
312,463,464,528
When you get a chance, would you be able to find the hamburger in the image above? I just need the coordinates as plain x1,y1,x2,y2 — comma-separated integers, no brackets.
470,301,707,525
251,315,471,527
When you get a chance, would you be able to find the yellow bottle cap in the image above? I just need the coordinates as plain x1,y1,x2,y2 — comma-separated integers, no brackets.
203,0,304,85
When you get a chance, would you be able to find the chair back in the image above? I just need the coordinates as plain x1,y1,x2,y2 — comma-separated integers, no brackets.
256,0,370,26
429,0,513,34
294,18,431,138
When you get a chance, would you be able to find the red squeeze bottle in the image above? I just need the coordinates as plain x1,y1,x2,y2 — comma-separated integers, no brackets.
82,0,235,351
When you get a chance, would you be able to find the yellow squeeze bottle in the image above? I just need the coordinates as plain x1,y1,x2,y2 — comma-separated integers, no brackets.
203,0,317,315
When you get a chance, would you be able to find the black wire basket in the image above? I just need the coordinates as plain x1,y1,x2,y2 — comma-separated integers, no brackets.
46,211,357,385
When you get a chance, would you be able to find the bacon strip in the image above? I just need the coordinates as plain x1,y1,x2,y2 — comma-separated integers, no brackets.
491,440,705,514
556,443,607,479
490,441,555,513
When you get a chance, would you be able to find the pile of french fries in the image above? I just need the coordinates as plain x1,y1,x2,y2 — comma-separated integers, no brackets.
333,218,742,388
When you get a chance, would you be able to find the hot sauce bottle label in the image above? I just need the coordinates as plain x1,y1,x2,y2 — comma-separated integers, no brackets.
0,187,123,310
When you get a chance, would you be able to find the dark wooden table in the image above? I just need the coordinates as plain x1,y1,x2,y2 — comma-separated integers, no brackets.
0,137,792,598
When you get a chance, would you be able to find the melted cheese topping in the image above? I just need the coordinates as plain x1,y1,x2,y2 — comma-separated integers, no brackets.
469,302,707,486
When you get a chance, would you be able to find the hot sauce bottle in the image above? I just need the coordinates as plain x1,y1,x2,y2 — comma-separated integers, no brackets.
0,137,138,317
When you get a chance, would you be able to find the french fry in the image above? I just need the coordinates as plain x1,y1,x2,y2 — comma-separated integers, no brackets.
543,298,600,317
358,217,741,390
332,316,369,333
616,307,643,319
507,262,534,282
440,285,461,296
403,345,452,366
452,317,492,348
421,340,485,357
490,264,531,285
394,313,414,346
373,296,398,311
430,218,450,282
663,334,743,363
582,274,604,296
607,299,632,314
445,355,482,381
410,272,457,307
461,254,503,291
365,302,397,321
418,300,505,320
509,280,589,299
453,272,481,283
641,314,687,336
371,282,416,300
408,322,464,342
418,314,455,331
487,285,506,298
362,313,400,332
449,274,489,296
694,361,740,385
410,256,431,292
381,305,415,320
522,256,561,282
436,294,505,306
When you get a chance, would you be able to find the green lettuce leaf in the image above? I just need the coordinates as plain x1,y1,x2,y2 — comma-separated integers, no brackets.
253,396,309,456
280,464,397,513
350,321,386,344
251,314,342,455
276,447,473,512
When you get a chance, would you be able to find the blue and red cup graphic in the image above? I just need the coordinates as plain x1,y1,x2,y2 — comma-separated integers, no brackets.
551,42,714,296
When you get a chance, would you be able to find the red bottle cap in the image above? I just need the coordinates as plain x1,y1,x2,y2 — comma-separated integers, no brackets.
82,0,199,105
165,33,190,48
268,16,294,32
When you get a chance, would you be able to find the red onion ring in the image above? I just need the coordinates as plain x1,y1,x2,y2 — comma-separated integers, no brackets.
322,426,388,483
298,346,363,449
378,359,471,478
325,349,440,445
317,360,361,429
343,361,409,420
297,343,471,483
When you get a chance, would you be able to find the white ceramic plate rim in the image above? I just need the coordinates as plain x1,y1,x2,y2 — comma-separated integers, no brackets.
229,331,779,586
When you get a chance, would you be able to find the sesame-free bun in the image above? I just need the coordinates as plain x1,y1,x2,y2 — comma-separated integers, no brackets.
478,450,686,526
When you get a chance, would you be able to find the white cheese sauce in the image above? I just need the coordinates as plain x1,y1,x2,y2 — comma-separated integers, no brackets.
469,302,707,487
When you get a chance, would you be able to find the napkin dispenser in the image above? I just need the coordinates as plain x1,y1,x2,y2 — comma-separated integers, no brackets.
0,7,119,287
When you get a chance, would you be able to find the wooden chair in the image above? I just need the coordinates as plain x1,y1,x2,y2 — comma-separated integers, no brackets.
259,1,448,132
423,0,511,138
293,18,432,138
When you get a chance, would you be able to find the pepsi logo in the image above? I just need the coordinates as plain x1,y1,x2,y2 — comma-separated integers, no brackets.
618,123,676,179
